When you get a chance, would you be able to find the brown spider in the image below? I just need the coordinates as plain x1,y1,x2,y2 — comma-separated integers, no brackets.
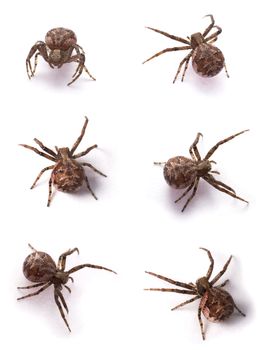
143,15,229,82
155,130,249,212
26,27,96,86
145,248,246,340
20,117,106,207
17,244,116,332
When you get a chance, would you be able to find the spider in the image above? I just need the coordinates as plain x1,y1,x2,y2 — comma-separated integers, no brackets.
143,15,229,83
17,244,116,332
145,248,246,340
26,27,96,86
154,130,249,212
20,117,106,207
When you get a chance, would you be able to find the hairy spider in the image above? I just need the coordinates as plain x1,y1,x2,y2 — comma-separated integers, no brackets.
17,244,116,332
20,117,106,207
143,15,229,82
145,248,245,340
26,27,96,86
154,130,249,212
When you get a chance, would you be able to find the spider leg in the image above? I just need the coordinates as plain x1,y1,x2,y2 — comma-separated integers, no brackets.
145,271,195,290
171,295,200,311
70,117,88,155
144,288,196,295
69,58,81,78
198,307,205,340
233,301,246,317
203,175,248,203
189,133,203,161
64,285,72,293
216,279,229,288
173,52,192,83
174,182,195,203
84,176,98,200
56,288,69,314
73,44,96,81
205,174,236,193
205,25,222,42
143,46,191,64
17,282,52,300
82,162,107,177
17,282,47,290
54,289,71,332
26,41,49,79
26,57,34,79
58,248,79,271
67,45,96,85
207,37,218,45
19,144,56,162
30,165,54,189
224,62,230,78
26,52,40,78
82,65,96,81
73,144,97,159
76,43,86,54
47,175,53,207
200,248,214,280
28,243,37,251
202,14,215,37
204,130,249,160
154,161,166,165
210,170,220,175
145,27,191,45
34,138,57,158
67,263,117,275
210,255,232,286
67,57,85,85
180,177,200,212
26,43,40,78
32,52,40,76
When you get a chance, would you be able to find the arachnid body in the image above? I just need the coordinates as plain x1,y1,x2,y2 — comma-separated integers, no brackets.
143,15,228,82
155,130,248,212
26,27,96,86
145,248,245,340
17,244,116,331
20,117,106,207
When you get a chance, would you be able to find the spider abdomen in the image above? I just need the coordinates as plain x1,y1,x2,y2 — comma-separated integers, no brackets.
23,251,56,283
163,156,197,189
200,288,234,322
45,28,77,51
192,43,225,77
52,160,85,192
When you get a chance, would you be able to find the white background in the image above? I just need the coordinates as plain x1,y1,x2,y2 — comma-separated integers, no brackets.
0,0,268,348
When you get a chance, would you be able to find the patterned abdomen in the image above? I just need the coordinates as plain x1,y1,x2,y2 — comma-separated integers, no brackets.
192,43,225,77
45,28,77,51
52,160,85,192
23,251,56,283
163,156,197,189
200,288,234,322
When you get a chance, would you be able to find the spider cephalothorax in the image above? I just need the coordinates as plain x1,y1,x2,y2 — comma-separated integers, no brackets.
145,248,246,340
17,244,116,331
26,27,96,86
20,117,106,206
155,130,249,211
143,15,229,82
